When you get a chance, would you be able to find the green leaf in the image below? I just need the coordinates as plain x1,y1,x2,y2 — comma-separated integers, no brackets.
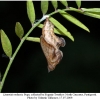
26,37,40,42
41,1,49,15
60,0,68,7
85,11,100,15
59,10,90,32
0,30,12,58
81,8,100,12
49,17,74,41
15,22,24,39
49,17,68,32
37,24,43,28
65,7,100,19
81,8,100,19
51,0,58,10
27,1,35,24
76,0,81,8
83,12,100,19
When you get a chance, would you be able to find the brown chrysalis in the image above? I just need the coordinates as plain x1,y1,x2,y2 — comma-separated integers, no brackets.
40,18,66,72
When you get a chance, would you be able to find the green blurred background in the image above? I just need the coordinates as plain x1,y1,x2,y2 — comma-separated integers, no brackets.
0,1,100,93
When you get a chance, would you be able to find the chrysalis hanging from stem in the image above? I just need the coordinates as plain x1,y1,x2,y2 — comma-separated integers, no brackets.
40,18,66,72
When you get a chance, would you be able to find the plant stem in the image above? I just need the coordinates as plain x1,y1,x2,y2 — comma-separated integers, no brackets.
0,40,23,93
0,17,45,93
